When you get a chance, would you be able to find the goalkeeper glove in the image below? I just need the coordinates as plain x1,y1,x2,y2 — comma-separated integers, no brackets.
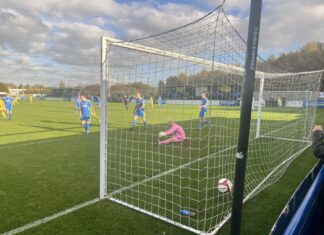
159,132,166,138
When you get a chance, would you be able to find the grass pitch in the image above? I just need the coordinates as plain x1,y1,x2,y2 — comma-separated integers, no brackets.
0,100,320,235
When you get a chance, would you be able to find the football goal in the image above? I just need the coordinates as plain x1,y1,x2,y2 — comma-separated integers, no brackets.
99,4,323,235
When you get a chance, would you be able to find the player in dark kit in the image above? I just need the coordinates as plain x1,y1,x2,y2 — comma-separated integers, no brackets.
122,95,128,110
133,93,147,128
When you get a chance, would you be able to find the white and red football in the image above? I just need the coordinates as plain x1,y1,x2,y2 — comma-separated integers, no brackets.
217,178,233,193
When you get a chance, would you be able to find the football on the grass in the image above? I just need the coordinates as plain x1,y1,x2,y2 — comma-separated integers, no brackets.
217,178,233,193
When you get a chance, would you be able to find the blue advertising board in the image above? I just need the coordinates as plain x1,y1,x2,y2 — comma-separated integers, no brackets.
317,100,324,108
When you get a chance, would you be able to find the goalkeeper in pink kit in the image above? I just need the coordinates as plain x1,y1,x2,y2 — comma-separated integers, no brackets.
159,121,186,145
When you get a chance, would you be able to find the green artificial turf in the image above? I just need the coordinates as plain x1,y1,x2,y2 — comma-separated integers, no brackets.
0,100,321,235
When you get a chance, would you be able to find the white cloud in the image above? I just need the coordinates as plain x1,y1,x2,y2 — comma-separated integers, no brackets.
219,0,324,55
46,21,114,66
0,0,208,86
0,0,323,86
257,0,324,54
0,8,49,53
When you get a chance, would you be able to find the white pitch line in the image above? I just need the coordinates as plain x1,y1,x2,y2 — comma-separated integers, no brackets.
2,136,226,235
1,198,101,235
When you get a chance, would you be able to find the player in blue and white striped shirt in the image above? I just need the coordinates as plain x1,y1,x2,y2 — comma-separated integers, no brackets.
199,93,209,129
133,93,147,128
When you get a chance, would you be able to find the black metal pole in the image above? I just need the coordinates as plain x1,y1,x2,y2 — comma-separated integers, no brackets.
230,1,263,235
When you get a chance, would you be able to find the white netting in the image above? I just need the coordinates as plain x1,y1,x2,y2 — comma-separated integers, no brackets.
102,4,323,234
245,72,322,200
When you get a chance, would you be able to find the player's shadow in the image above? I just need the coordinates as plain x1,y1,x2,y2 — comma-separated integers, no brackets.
0,131,99,150
39,120,78,125
0,125,82,137
39,120,100,126
19,124,83,134
48,110,72,113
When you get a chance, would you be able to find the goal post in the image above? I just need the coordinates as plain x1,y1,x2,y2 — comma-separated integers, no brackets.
231,0,263,233
100,36,108,199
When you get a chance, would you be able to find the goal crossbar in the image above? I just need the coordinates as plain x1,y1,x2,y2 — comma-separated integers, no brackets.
104,37,323,79
104,36,251,77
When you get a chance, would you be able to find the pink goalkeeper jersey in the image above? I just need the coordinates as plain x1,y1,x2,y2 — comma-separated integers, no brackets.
165,123,186,140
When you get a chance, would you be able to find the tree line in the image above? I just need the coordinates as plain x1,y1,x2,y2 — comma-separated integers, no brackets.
259,42,324,89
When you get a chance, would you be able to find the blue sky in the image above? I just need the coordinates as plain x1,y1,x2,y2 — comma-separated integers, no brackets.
0,0,323,86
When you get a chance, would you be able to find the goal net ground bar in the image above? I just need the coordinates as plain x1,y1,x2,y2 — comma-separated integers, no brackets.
108,197,203,235
260,136,311,143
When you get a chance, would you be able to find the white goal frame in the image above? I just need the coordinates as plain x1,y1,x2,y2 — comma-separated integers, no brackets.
99,36,266,200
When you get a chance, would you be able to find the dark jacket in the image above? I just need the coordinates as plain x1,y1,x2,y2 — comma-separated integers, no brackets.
312,130,324,160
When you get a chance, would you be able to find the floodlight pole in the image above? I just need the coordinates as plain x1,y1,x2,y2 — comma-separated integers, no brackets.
231,1,263,235
100,37,108,199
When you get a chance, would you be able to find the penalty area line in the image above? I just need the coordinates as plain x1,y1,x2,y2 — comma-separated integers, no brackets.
1,198,101,235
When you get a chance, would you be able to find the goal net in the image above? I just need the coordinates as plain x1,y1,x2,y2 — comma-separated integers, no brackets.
100,5,323,234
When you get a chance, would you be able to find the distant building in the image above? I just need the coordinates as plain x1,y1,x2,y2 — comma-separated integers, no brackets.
9,88,25,96
48,88,80,99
